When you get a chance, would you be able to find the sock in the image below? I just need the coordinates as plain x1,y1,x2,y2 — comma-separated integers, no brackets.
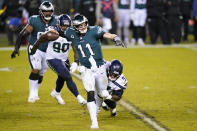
87,101,98,125
29,79,38,98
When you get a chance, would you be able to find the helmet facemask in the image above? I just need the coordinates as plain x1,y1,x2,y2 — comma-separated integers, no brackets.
73,15,89,35
58,14,71,32
39,1,54,21
108,60,123,81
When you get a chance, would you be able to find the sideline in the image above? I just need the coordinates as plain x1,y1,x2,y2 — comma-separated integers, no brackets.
70,72,170,131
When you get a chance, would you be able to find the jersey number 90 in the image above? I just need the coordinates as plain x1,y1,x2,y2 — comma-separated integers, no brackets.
53,42,69,53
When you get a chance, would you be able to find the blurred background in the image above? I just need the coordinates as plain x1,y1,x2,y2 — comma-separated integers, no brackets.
0,0,197,46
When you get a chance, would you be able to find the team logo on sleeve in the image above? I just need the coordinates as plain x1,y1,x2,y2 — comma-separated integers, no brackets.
98,27,102,34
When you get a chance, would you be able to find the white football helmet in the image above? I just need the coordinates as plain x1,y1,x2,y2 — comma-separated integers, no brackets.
39,1,54,21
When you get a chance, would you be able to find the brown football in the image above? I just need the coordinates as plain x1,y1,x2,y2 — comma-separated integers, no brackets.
46,31,59,41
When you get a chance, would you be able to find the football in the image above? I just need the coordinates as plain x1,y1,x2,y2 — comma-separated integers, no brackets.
46,31,59,41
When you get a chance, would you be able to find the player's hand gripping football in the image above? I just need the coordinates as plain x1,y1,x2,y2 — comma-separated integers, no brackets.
113,36,127,48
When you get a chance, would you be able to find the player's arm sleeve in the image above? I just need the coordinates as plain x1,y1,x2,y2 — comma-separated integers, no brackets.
95,26,105,39
71,44,79,65
14,24,31,52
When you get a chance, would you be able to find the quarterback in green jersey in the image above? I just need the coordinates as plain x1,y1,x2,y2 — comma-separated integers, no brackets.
11,1,57,103
63,14,126,129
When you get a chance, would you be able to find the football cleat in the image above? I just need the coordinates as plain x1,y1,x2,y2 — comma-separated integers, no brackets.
111,108,117,117
51,89,65,105
28,97,36,103
90,122,99,129
77,95,87,106
102,102,109,111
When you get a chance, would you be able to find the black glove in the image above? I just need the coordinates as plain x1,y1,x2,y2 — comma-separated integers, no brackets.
11,49,19,58
113,36,127,48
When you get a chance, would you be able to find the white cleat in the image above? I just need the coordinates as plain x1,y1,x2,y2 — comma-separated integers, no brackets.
111,108,117,117
28,97,36,103
91,123,99,129
77,95,87,106
137,38,145,46
51,89,65,105
34,97,40,101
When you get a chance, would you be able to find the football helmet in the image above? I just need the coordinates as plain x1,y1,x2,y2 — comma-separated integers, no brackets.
72,14,89,34
58,14,71,27
108,60,123,81
39,1,54,21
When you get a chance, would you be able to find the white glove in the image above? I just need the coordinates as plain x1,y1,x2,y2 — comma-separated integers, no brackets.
77,66,85,73
70,62,78,73
89,56,97,71
100,90,112,100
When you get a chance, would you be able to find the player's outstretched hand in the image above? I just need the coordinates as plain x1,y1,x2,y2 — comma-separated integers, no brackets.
70,62,78,73
11,49,19,59
113,36,127,48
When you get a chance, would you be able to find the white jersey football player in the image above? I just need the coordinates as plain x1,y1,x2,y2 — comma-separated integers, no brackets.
30,14,86,106
102,59,128,116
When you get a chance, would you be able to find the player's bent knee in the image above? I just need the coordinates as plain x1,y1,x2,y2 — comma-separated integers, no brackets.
112,95,121,101
87,91,95,102
38,75,43,84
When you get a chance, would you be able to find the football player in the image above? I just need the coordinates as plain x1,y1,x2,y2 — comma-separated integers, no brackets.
62,14,126,129
30,14,86,106
102,59,128,116
11,1,57,103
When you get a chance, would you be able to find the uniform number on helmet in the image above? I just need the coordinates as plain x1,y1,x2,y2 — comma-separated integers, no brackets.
78,43,95,57
53,42,69,53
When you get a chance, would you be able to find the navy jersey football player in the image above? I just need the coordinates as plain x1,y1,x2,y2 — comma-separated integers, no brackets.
62,14,126,129
102,59,128,117
30,14,86,106
11,1,57,103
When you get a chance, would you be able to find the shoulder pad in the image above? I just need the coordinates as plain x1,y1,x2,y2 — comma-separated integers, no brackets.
116,74,128,87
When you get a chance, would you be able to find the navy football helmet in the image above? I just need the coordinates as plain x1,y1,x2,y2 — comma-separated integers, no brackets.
39,1,54,21
72,14,89,34
108,60,123,81
58,14,71,26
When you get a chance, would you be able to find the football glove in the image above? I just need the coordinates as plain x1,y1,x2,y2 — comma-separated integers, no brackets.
70,62,78,73
113,36,127,48
11,49,19,58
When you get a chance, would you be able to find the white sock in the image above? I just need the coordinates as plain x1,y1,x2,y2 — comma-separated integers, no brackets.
95,95,103,114
29,79,38,98
87,101,98,125
34,83,40,98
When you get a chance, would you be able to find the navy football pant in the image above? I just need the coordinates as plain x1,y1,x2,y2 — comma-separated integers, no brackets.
47,59,79,97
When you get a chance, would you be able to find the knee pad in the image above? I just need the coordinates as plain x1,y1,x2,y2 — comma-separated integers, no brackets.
87,91,95,102
104,99,116,109
29,72,39,80
38,75,43,84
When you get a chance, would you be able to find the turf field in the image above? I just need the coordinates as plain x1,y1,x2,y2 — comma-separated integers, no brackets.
0,44,197,131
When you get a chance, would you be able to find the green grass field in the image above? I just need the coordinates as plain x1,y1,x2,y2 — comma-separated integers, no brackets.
0,44,197,131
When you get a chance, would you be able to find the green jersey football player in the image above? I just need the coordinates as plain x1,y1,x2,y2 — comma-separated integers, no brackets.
63,14,126,129
11,1,57,103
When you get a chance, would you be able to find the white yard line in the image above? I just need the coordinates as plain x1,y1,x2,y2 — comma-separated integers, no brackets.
70,72,169,131
0,44,197,51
